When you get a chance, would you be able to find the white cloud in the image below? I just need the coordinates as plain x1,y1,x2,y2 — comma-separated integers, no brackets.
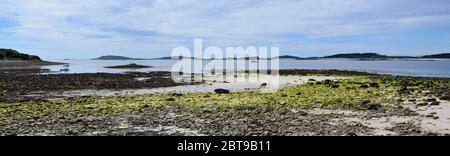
1,0,450,58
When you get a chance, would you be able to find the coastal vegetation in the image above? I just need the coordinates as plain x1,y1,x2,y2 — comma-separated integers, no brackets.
0,48,65,66
0,48,41,61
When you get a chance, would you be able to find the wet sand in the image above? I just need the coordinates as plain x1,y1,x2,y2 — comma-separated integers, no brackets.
0,60,65,66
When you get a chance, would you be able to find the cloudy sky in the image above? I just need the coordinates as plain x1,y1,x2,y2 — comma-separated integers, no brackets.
1,0,450,59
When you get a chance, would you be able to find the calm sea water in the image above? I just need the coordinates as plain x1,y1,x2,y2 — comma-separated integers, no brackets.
41,59,450,77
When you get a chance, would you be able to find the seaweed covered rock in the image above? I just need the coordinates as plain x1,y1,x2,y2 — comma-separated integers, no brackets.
440,95,450,101
105,63,152,69
214,89,230,94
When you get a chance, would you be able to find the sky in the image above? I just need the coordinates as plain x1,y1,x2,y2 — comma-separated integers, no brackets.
1,0,450,59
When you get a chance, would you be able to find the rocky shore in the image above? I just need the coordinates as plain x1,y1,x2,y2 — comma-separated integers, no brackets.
0,72,189,103
0,70,449,136
104,63,153,69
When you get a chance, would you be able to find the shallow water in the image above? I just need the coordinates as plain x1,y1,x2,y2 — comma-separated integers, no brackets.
29,75,335,98
13,59,450,77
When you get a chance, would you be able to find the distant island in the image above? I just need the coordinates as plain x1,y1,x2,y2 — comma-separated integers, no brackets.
94,55,199,60
152,56,200,60
93,52,450,61
105,63,153,69
324,53,389,59
321,53,449,60
193,53,447,60
93,55,150,60
294,53,450,60
0,48,65,66
423,53,450,59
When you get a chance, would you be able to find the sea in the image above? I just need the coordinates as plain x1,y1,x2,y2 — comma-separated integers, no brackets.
24,59,450,78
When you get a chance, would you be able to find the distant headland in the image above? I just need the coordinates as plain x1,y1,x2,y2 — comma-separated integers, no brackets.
0,48,65,66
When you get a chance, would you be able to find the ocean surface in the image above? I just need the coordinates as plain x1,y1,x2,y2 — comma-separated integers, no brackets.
37,59,450,77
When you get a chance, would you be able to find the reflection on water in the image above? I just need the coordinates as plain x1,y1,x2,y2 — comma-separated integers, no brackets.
3,59,450,77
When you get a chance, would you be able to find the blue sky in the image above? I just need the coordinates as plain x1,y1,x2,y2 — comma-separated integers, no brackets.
1,0,450,59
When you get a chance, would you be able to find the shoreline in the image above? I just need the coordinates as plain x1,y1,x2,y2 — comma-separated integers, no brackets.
0,60,66,66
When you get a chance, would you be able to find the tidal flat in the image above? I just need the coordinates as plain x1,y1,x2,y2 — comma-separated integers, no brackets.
0,70,449,136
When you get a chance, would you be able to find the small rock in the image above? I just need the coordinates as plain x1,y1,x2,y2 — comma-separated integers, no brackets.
369,82,379,88
367,103,382,110
408,99,416,102
324,79,332,84
426,98,437,102
433,116,440,120
430,101,440,106
361,100,371,104
360,84,369,89
346,132,358,136
260,83,268,87
171,93,183,96
416,102,428,107
68,129,79,135
214,89,230,94
440,95,450,101
166,98,175,101
298,111,308,116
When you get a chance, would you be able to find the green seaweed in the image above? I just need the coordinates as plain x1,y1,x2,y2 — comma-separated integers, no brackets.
1,75,449,121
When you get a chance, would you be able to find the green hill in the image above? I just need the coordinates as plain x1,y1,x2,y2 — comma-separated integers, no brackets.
0,49,41,61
